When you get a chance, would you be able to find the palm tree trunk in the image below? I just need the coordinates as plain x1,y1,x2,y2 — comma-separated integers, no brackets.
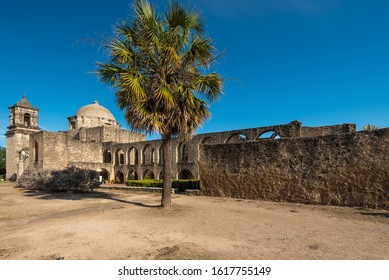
161,135,172,207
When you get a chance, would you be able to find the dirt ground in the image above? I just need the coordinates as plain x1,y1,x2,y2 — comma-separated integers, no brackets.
0,181,388,260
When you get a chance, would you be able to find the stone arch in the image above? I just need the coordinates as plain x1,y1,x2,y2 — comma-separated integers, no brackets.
178,169,194,179
158,170,164,179
151,148,155,164
158,146,163,164
143,169,155,179
128,147,139,165
115,149,125,165
115,171,125,184
177,142,189,163
103,150,112,163
24,113,31,127
142,144,153,164
225,133,248,143
128,170,139,180
200,137,212,144
34,141,39,162
100,168,110,182
257,130,281,139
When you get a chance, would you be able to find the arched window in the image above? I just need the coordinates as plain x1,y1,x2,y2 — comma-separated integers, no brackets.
151,148,155,163
128,147,139,165
24,113,31,127
257,130,281,140
225,133,248,143
182,144,188,162
34,142,39,162
103,150,112,163
116,149,125,165
142,145,152,164
158,146,163,164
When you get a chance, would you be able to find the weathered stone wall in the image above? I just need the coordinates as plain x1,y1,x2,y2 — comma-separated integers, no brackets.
199,129,389,209
6,131,31,179
301,124,356,138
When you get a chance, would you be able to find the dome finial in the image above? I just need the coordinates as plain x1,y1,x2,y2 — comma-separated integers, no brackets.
94,101,98,104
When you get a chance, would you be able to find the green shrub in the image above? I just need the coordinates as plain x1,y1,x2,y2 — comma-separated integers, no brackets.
16,167,99,192
126,179,162,187
126,179,200,192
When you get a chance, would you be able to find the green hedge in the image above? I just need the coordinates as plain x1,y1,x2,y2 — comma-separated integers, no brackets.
126,179,200,192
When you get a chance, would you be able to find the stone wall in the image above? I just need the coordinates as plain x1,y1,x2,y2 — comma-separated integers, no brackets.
301,124,356,138
199,129,389,209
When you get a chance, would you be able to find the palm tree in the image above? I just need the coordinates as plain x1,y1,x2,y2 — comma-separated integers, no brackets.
96,0,223,207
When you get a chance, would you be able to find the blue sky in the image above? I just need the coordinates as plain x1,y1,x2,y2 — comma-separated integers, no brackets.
1,0,389,147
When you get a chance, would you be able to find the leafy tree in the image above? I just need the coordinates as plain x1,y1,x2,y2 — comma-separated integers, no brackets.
0,147,5,175
96,0,223,207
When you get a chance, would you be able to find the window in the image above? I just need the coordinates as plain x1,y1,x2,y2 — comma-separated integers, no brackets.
24,114,31,127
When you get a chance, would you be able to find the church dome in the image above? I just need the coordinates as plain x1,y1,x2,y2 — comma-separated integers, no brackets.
76,101,116,121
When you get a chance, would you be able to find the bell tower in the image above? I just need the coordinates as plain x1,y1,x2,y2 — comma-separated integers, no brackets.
6,96,40,180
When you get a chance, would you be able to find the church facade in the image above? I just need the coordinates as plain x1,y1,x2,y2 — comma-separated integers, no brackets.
6,96,356,183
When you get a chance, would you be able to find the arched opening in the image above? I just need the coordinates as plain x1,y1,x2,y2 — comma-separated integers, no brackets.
158,170,164,180
100,169,110,183
142,145,153,165
116,149,125,165
200,137,212,144
128,170,139,180
178,169,194,179
34,142,39,162
158,146,163,164
115,171,125,184
177,142,189,163
128,147,139,165
225,133,248,143
24,113,31,127
151,148,155,163
103,150,112,163
257,130,281,140
182,144,188,162
143,169,155,179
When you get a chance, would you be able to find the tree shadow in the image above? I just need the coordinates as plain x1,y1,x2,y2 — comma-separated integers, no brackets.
22,189,161,208
357,212,389,219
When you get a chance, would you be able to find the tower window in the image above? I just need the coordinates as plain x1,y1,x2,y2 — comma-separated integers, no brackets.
24,114,31,127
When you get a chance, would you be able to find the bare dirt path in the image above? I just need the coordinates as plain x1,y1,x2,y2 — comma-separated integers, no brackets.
0,181,388,260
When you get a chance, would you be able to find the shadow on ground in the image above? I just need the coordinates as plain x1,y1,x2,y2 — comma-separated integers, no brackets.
22,189,161,208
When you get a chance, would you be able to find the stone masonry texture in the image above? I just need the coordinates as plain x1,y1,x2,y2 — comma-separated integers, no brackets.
199,129,389,210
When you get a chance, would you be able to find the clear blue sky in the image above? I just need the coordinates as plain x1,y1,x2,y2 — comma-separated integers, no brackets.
1,0,389,147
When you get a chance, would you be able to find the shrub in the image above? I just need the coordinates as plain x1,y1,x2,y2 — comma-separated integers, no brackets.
0,174,4,180
126,179,200,192
172,180,200,192
16,167,99,192
127,179,163,188
16,168,52,190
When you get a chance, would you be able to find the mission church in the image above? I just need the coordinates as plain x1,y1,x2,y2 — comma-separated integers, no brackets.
6,96,356,183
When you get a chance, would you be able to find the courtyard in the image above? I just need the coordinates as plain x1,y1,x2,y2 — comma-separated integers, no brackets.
0,181,388,260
